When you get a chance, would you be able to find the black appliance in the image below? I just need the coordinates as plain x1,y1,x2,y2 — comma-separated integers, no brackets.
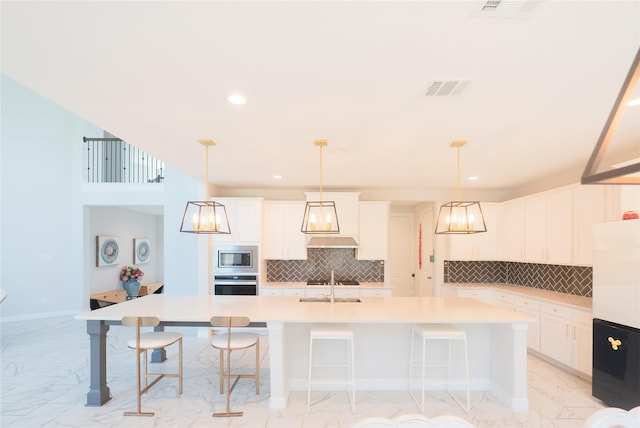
592,318,640,410
213,274,258,296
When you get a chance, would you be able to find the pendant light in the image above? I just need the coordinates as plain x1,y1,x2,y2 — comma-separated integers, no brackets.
301,139,340,234
435,140,487,234
179,139,231,234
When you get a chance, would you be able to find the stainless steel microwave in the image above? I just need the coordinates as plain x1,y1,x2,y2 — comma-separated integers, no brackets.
214,245,258,273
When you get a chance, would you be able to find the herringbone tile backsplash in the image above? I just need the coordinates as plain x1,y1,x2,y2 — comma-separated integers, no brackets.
267,249,384,282
444,260,593,297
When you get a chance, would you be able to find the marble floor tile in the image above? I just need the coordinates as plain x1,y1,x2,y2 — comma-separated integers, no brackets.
1,315,606,427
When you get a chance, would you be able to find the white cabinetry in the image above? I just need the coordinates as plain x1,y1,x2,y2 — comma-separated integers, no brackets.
262,201,307,260
524,189,572,264
498,200,525,261
493,290,515,310
445,286,493,304
212,198,263,244
572,309,593,376
260,286,391,298
572,186,605,266
449,203,497,261
357,201,390,260
540,301,573,367
515,296,540,351
359,288,392,297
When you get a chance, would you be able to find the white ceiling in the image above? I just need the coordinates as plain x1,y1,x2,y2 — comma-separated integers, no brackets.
2,1,639,201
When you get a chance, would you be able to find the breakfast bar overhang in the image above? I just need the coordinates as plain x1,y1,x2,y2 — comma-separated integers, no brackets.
75,294,534,412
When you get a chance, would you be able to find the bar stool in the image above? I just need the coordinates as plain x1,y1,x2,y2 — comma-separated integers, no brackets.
307,324,355,413
409,323,470,413
122,316,183,417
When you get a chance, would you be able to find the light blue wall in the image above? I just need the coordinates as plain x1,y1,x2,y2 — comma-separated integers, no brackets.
0,75,203,320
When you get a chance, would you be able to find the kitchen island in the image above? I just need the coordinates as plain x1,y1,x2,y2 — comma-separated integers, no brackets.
76,294,533,411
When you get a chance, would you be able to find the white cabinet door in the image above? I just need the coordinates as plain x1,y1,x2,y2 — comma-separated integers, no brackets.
455,288,493,304
572,309,593,376
212,198,262,244
498,200,525,261
281,287,305,297
573,185,605,266
546,188,573,265
525,196,547,263
259,287,282,296
262,201,307,260
357,201,390,260
540,302,572,366
516,296,540,351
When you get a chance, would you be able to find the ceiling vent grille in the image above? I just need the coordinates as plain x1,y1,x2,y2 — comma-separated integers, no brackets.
476,0,537,17
425,80,471,97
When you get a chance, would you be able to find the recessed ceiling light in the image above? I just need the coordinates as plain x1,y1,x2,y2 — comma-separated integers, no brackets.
468,176,479,181
227,94,246,105
627,97,640,107
273,175,283,180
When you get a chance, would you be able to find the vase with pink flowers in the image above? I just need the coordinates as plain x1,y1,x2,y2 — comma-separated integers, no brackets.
120,265,144,299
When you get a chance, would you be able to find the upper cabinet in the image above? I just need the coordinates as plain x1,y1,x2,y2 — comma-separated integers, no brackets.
262,201,307,260
448,203,498,261
498,199,525,261
357,201,390,260
524,188,573,265
572,186,606,266
212,198,263,244
304,192,360,238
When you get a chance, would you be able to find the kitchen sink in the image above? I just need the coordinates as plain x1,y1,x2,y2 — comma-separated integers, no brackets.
299,297,362,303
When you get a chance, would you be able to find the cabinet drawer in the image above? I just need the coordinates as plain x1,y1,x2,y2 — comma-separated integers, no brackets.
306,288,329,298
259,288,281,296
573,309,593,325
360,288,392,297
335,288,359,298
515,296,540,311
540,301,572,318
457,289,493,303
494,291,515,306
281,288,305,297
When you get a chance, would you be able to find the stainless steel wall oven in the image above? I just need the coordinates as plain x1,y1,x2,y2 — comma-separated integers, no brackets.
213,245,259,296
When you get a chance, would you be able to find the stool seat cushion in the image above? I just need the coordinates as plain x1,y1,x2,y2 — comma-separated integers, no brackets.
212,332,259,350
127,332,182,350
414,324,466,339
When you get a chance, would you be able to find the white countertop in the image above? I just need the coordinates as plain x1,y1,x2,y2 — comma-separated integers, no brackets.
76,294,533,324
445,283,592,310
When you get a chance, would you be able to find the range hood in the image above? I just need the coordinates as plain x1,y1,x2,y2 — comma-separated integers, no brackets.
306,236,359,248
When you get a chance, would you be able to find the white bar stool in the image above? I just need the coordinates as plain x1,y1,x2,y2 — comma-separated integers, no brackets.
409,323,470,413
307,323,355,413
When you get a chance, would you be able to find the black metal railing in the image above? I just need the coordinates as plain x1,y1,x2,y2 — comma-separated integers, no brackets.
83,137,164,184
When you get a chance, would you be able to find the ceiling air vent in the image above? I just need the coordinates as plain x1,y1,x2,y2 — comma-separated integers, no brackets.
425,79,471,97
475,0,538,17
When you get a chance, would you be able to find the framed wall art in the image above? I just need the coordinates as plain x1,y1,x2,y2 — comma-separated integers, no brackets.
96,236,120,267
134,238,150,264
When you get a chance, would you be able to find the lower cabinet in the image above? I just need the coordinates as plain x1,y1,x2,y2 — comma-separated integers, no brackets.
516,296,540,352
446,285,592,377
540,302,573,366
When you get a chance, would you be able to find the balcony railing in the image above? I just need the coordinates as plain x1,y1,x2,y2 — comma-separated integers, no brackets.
83,137,164,184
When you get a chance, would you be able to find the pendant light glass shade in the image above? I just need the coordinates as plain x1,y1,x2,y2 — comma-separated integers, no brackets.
435,140,487,234
179,139,231,234
180,201,231,234
301,139,340,234
301,200,340,234
435,201,486,234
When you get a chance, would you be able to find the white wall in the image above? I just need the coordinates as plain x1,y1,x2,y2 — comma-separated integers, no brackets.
1,75,203,320
1,75,94,319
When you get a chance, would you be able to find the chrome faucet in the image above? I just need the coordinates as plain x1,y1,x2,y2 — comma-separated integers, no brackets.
330,270,335,304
